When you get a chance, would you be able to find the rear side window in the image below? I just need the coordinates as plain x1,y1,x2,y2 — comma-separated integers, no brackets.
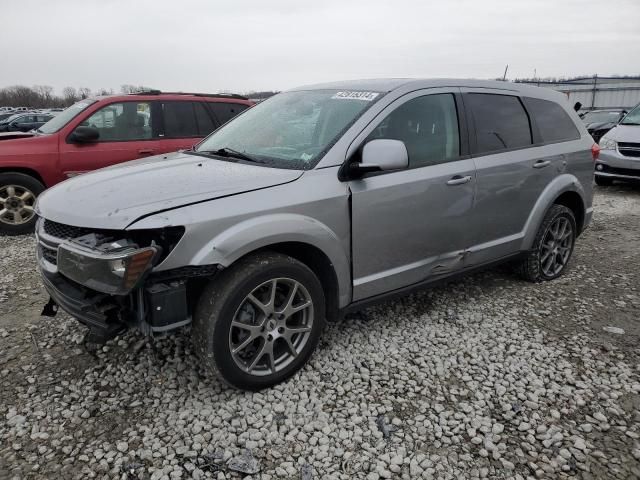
525,97,580,143
467,93,532,154
162,102,199,138
194,102,216,135
208,102,249,125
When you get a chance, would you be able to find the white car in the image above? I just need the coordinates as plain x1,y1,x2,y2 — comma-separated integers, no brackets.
595,102,640,185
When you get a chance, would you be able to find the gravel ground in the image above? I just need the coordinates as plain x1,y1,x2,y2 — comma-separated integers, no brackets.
1,185,639,480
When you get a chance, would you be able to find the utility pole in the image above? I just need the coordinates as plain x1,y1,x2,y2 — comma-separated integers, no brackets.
502,65,509,81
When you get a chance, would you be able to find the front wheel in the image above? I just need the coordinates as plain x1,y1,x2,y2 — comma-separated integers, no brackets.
193,252,325,390
0,173,44,236
517,204,577,282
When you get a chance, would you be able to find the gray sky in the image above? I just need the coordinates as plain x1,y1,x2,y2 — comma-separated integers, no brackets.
3,0,639,94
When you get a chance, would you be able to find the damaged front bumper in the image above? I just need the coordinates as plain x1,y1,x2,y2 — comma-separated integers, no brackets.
40,269,128,341
35,218,197,342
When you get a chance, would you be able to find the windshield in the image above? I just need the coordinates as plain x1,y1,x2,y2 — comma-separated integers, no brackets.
621,104,640,125
582,111,623,124
195,89,383,169
38,99,97,134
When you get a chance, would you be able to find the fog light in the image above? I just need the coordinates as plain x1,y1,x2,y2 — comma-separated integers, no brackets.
596,164,603,171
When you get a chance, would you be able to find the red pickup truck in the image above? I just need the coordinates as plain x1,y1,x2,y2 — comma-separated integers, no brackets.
0,91,253,235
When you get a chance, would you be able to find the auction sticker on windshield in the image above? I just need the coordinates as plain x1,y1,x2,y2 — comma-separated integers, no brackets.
332,91,379,101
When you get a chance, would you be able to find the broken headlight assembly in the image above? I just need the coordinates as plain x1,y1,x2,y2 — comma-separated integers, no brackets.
56,227,184,295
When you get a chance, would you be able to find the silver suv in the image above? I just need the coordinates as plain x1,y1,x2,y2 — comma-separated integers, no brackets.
35,79,596,390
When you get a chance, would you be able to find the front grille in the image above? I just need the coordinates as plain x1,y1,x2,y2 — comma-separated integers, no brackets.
40,245,58,265
618,142,640,158
43,220,93,239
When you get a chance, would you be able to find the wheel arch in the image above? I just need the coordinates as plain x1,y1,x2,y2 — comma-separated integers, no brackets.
522,174,588,250
0,167,46,187
553,190,585,235
187,213,351,311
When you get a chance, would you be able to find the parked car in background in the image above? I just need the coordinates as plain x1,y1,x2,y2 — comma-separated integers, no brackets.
35,79,596,390
595,102,640,185
0,112,16,122
0,91,252,234
0,113,54,132
581,109,627,143
0,114,25,128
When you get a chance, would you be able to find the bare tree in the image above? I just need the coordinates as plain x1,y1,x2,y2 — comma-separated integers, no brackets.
121,84,152,94
78,87,92,99
62,86,78,104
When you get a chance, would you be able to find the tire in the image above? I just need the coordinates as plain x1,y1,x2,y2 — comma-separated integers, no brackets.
594,175,613,187
0,173,44,236
193,252,326,390
517,204,577,283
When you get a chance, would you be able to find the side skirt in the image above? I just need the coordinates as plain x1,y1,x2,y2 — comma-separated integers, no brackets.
339,252,523,318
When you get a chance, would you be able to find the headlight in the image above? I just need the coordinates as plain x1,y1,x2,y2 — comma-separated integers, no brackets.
57,244,158,295
599,137,617,150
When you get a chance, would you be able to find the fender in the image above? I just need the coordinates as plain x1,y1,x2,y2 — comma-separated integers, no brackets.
191,213,352,308
521,173,587,251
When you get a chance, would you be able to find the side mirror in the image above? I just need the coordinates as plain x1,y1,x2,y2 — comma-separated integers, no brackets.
342,139,408,179
69,126,99,143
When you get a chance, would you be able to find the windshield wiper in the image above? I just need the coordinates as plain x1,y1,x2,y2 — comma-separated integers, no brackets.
203,147,265,164
621,122,640,126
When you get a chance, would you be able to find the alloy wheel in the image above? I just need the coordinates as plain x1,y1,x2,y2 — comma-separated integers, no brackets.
0,185,36,225
540,216,574,277
229,277,314,376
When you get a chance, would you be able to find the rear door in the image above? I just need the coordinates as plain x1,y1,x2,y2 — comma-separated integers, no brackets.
462,90,560,265
59,100,160,176
157,101,219,153
349,89,476,300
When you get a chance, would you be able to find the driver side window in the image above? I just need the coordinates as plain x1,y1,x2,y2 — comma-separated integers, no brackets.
82,102,152,141
366,94,460,168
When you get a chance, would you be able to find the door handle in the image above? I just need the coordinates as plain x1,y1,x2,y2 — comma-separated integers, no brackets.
138,149,155,155
446,175,472,186
533,160,551,169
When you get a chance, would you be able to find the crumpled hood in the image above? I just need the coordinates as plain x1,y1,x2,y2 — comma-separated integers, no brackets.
601,124,640,142
37,151,304,229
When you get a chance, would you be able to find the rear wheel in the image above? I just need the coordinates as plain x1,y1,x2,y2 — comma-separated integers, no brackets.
517,204,577,282
193,252,325,390
594,175,613,187
0,173,44,236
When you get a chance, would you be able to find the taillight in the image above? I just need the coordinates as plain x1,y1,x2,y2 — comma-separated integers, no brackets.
591,143,600,161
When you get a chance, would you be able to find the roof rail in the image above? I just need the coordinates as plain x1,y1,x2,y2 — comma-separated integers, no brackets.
129,90,249,100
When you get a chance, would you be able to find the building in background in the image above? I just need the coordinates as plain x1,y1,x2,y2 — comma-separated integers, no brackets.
516,76,640,112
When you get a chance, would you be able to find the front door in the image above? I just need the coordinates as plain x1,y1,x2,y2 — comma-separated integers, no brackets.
349,90,476,301
59,101,160,177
